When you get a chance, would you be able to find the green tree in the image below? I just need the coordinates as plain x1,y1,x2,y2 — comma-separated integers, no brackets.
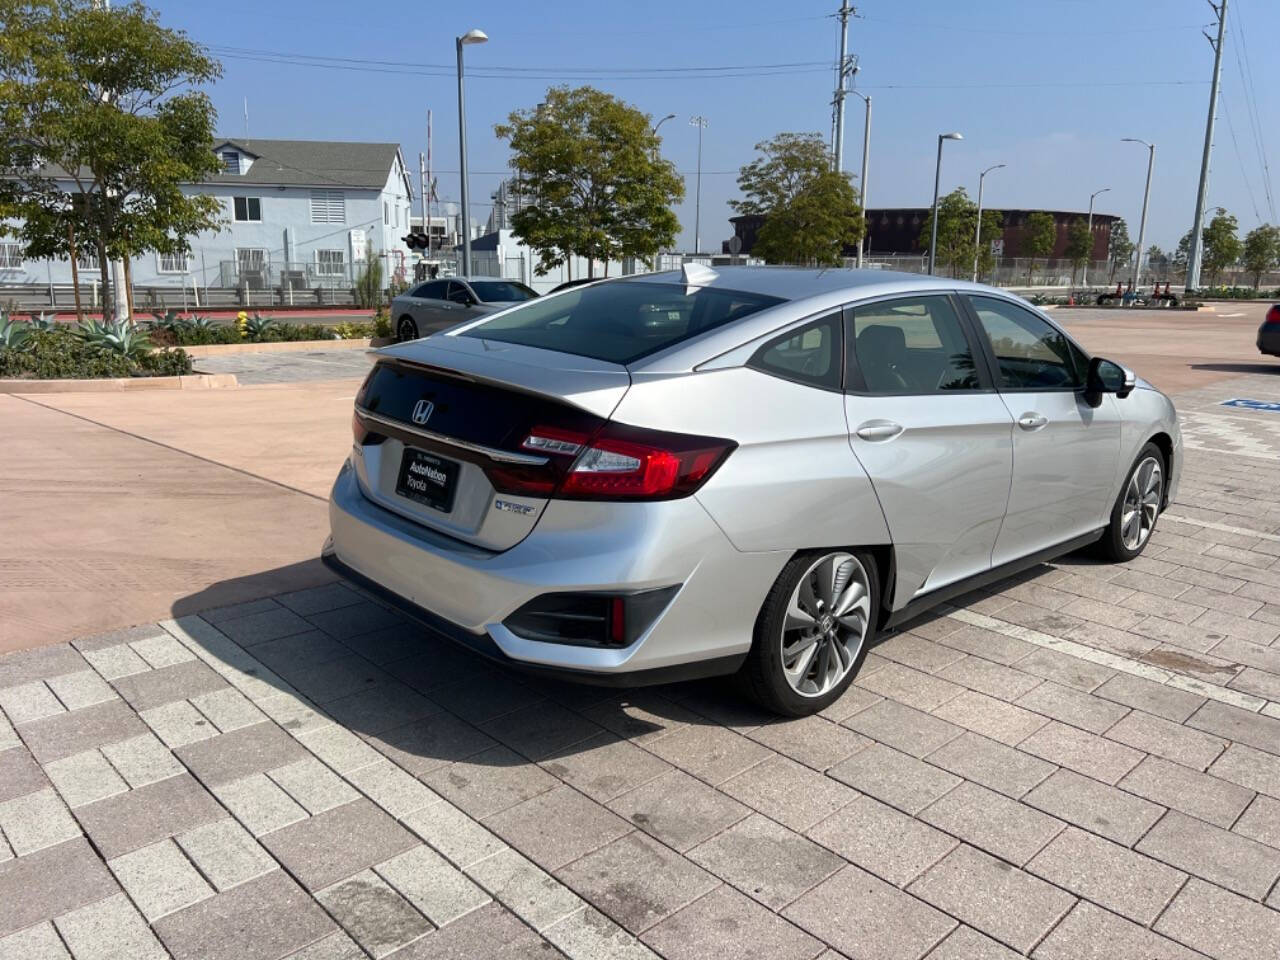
0,0,224,321
1242,224,1280,289
1107,218,1134,283
1147,245,1169,279
1064,217,1092,286
732,132,863,266
1019,211,1057,285
494,86,684,278
916,188,1001,279
1174,229,1193,272
1201,208,1242,287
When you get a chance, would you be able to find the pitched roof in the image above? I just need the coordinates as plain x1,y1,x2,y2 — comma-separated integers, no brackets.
209,138,402,189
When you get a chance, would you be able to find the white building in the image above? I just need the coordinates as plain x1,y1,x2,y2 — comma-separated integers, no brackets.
1,138,416,301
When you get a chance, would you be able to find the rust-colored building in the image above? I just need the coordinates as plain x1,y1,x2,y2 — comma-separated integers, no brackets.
725,208,1120,260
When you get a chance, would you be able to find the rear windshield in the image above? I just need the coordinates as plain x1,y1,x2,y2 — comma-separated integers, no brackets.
469,280,537,302
458,281,785,363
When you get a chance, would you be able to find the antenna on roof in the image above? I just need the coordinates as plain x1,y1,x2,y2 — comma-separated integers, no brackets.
243,98,249,141
680,261,717,291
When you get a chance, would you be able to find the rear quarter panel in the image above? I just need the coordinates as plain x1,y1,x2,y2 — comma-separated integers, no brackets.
615,367,891,553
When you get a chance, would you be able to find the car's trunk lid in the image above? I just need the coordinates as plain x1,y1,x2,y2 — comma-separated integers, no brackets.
352,335,630,551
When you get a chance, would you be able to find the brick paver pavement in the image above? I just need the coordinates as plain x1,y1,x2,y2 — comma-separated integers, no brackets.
4,371,1280,959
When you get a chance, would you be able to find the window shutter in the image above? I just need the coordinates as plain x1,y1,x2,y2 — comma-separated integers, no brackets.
311,190,346,224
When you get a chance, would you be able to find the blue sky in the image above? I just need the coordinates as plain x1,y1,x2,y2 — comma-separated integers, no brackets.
156,0,1278,252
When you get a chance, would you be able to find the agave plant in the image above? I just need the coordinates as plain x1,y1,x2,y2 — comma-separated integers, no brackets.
27,312,57,331
77,318,153,359
243,312,276,341
149,309,185,332
0,314,31,349
186,314,215,330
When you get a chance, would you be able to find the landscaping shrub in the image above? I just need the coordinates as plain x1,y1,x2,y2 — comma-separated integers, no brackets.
0,328,192,379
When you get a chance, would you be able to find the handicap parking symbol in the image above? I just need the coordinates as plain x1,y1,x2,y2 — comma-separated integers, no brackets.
1221,398,1280,413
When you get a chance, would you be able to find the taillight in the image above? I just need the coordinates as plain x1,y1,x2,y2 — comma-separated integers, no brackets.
1266,305,1280,326
351,412,386,447
513,421,735,502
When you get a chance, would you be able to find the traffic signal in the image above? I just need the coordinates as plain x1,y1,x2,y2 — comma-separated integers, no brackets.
402,232,431,250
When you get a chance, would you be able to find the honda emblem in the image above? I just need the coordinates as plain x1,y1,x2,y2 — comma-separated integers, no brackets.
411,399,434,425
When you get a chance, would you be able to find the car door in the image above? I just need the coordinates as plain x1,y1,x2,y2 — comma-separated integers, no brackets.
405,280,449,329
963,294,1122,566
843,293,1014,605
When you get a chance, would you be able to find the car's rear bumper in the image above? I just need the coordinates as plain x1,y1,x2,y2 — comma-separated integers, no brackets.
326,459,786,678
1259,329,1280,356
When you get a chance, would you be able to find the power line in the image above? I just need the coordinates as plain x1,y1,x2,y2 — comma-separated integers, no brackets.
1220,97,1262,223
1227,1,1275,220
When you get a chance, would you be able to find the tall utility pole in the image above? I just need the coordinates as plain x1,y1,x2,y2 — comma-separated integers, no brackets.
690,116,708,254
831,1,855,172
426,110,433,258
456,29,488,277
1186,0,1227,294
851,87,871,266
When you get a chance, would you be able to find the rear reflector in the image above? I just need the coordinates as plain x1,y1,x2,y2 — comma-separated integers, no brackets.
504,586,680,648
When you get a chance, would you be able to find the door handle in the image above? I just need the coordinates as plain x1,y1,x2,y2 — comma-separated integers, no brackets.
1017,413,1048,430
855,421,904,442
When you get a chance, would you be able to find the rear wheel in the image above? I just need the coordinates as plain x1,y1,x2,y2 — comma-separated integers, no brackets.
742,549,880,716
396,314,420,342
1097,442,1165,562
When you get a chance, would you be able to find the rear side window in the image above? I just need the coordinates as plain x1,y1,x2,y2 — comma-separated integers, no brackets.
469,280,537,302
849,295,981,394
459,281,784,364
968,295,1084,389
748,313,842,390
413,281,446,299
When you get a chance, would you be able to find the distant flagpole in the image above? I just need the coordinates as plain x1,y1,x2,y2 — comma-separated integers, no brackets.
243,97,249,140
426,110,433,257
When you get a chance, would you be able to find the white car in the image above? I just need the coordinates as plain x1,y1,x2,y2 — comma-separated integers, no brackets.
327,267,1180,715
391,278,537,342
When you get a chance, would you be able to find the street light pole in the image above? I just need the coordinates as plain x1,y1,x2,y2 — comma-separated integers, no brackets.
651,113,676,160
1122,138,1154,292
1082,187,1110,289
456,28,487,277
929,132,963,276
972,162,1005,282
848,89,871,267
690,116,708,254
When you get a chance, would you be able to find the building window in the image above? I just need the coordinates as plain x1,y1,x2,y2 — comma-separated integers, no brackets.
0,242,23,269
221,150,239,173
156,252,192,274
384,201,390,225
233,196,261,222
236,248,267,275
316,249,345,276
310,189,345,224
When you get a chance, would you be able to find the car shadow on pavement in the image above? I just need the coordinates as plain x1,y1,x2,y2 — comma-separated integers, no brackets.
170,552,1097,780
1189,362,1279,376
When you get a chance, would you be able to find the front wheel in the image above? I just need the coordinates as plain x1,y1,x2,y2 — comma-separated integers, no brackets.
741,549,880,716
1097,442,1165,562
396,314,420,342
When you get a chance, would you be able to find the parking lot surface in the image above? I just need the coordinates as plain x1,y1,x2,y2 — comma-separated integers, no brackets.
3,366,1280,959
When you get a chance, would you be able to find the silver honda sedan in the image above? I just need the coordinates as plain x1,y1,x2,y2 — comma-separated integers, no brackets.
326,267,1180,716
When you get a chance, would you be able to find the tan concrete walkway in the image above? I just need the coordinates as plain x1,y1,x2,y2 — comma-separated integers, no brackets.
0,383,357,654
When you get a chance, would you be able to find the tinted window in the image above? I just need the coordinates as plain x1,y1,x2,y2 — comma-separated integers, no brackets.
969,296,1084,389
446,282,472,304
749,313,842,390
413,281,446,299
459,281,785,364
469,280,537,303
850,296,981,394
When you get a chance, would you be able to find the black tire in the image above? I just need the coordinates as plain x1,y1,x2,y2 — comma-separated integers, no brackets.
741,549,881,717
396,314,420,342
1096,295,1110,306
1096,441,1166,562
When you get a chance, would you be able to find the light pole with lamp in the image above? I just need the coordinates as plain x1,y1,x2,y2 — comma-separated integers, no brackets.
972,162,1005,282
1082,187,1110,289
1121,138,1154,293
456,28,487,277
928,132,963,276
689,115,708,254
651,113,676,157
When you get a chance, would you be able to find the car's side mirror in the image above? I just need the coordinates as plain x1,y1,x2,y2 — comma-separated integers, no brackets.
1085,356,1136,406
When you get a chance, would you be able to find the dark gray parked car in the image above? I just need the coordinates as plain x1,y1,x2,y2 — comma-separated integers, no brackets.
392,278,537,342
1259,304,1280,357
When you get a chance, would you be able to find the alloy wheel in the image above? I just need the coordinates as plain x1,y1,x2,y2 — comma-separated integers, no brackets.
780,552,872,698
1121,456,1162,551
397,317,417,342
